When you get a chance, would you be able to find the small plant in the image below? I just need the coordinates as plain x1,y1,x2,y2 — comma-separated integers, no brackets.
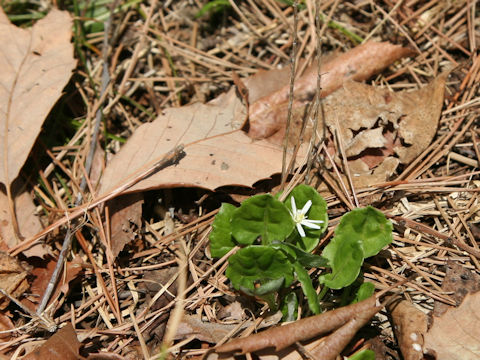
209,184,392,319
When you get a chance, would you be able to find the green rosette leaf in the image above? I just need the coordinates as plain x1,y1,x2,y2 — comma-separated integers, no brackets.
284,184,328,252
320,235,364,289
231,194,294,245
337,206,392,258
226,246,294,293
209,203,237,258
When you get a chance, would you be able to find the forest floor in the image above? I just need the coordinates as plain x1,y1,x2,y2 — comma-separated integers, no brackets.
0,0,479,359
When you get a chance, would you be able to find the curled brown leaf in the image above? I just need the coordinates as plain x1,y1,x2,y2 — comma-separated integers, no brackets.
215,296,379,355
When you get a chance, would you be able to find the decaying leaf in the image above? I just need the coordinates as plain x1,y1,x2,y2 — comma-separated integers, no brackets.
22,256,83,312
308,303,381,360
175,313,280,344
100,42,417,195
247,41,415,140
0,312,15,340
107,193,144,259
215,296,379,354
99,89,304,194
424,292,480,360
388,299,428,360
0,8,76,185
433,260,480,317
0,8,75,256
23,323,80,360
0,251,29,310
0,183,45,257
286,72,449,189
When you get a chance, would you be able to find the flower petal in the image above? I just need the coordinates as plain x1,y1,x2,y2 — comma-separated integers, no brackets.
291,196,297,214
301,200,312,214
301,220,321,230
296,223,306,237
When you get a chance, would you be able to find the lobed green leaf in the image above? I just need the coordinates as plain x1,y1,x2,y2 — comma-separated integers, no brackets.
336,206,392,258
209,203,237,258
231,194,294,245
226,246,294,293
320,235,364,289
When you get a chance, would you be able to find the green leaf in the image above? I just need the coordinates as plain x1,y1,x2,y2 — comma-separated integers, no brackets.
320,235,364,289
209,203,237,258
231,194,294,245
320,206,392,290
293,262,320,314
352,282,375,304
195,0,231,18
226,246,294,293
347,349,376,360
284,184,328,252
272,242,328,268
337,206,393,258
281,292,298,322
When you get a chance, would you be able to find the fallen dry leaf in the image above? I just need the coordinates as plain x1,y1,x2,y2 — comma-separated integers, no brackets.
23,322,80,360
247,41,415,140
424,291,480,360
308,302,381,360
0,8,75,256
283,72,449,190
0,8,75,185
22,256,83,313
107,193,144,259
433,260,480,317
388,299,428,360
0,182,45,257
0,250,29,310
0,312,15,340
215,296,379,354
99,89,304,194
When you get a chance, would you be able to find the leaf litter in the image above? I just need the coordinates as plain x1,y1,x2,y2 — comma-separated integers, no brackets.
0,1,479,359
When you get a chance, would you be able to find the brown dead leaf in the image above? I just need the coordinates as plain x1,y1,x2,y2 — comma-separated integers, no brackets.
0,8,76,185
107,193,144,259
22,256,83,313
433,260,480,317
287,72,449,190
424,291,480,360
215,296,379,354
388,299,428,360
175,315,244,344
0,312,15,340
308,302,381,360
0,183,46,257
0,251,29,310
23,322,80,360
99,89,304,194
247,41,415,140
100,43,420,195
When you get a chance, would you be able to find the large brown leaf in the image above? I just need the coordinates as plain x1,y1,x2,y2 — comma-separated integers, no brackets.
247,41,415,140
99,89,304,194
0,8,75,185
100,43,414,194
424,292,480,359
0,9,75,255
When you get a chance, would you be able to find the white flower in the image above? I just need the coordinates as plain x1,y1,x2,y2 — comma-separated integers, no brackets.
289,197,324,237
